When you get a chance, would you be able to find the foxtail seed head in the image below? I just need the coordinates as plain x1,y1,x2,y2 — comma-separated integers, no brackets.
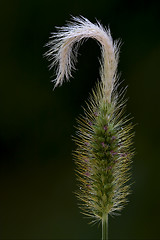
45,16,134,223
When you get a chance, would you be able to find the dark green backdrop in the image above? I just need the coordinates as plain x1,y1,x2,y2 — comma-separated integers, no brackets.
0,0,160,239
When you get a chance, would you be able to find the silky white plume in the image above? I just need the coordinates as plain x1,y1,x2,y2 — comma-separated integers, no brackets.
45,16,120,103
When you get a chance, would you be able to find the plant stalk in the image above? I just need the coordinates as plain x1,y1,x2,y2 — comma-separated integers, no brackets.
102,214,108,240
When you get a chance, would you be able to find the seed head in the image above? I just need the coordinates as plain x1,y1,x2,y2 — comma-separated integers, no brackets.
45,16,134,223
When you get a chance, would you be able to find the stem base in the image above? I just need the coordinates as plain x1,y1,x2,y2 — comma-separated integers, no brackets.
102,214,108,240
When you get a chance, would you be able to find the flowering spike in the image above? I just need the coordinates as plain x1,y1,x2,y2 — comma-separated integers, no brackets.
45,16,134,236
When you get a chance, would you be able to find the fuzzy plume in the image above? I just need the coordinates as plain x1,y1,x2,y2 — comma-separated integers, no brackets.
45,16,119,103
45,16,134,223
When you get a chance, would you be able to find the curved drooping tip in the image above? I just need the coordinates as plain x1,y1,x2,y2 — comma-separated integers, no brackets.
45,16,120,101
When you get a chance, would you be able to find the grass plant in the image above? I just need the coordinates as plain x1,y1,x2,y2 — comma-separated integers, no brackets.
45,16,134,240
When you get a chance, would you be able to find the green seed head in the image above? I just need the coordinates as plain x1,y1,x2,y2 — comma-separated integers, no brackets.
74,83,134,221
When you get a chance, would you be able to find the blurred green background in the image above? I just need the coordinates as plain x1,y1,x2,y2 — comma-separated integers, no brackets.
0,0,159,239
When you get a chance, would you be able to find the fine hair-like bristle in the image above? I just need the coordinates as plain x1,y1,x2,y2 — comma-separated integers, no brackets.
45,16,134,223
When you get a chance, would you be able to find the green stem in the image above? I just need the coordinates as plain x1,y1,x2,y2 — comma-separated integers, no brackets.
102,214,108,240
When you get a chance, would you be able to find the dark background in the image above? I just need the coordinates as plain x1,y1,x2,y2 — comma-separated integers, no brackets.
0,0,160,239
